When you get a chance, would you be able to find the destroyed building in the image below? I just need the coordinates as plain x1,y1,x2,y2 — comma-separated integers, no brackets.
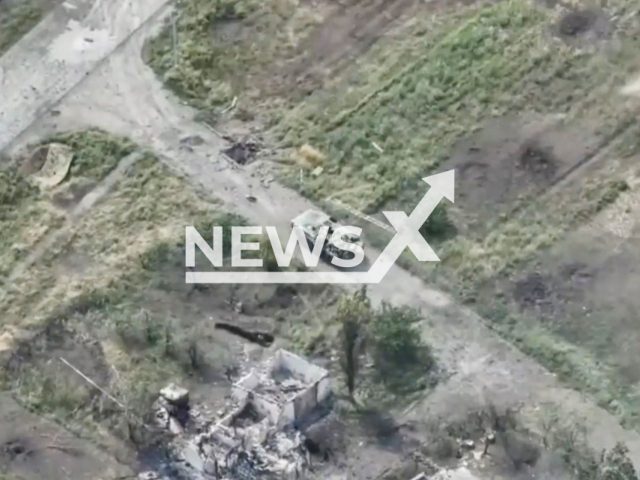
152,349,332,480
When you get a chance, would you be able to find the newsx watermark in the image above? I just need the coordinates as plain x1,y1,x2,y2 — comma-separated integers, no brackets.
185,170,454,284
186,224,365,269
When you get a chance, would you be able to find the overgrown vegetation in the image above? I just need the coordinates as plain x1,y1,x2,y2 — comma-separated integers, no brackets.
144,0,640,434
5,0,640,473
0,167,59,279
2,211,245,445
262,1,640,426
0,168,38,217
0,132,228,432
417,404,639,479
45,129,136,181
370,303,437,393
0,132,336,455
335,289,437,398
420,204,456,243
0,130,140,279
0,0,46,56
146,0,319,109
535,406,639,480
140,211,247,271
147,0,257,108
259,235,280,271
6,295,232,442
146,0,640,427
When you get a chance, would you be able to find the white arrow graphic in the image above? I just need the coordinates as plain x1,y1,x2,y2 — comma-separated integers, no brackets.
186,169,454,284
366,169,455,283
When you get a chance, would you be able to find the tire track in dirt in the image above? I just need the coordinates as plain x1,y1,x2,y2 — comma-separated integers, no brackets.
569,71,640,185
548,107,639,193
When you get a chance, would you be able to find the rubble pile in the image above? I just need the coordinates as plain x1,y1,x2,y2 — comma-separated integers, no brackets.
245,356,308,404
222,137,260,165
142,350,332,480
151,383,191,436
182,408,310,480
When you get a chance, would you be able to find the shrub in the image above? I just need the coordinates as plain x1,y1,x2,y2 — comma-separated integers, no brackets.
597,443,638,480
419,204,456,242
370,303,436,392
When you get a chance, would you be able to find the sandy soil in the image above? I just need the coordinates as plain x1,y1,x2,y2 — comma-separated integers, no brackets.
2,0,640,474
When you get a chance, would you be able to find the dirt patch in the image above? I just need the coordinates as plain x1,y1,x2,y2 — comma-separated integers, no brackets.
554,8,610,46
7,317,111,395
19,144,48,175
55,246,94,277
558,9,597,37
558,262,594,289
51,177,98,209
485,179,640,405
517,141,558,183
441,115,602,232
513,272,556,312
512,263,595,314
0,394,128,480
212,18,244,44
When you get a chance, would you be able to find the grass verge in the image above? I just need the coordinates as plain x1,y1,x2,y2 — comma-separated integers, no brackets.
0,0,47,56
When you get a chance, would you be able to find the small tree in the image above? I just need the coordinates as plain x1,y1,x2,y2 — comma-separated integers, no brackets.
336,287,372,401
370,303,435,392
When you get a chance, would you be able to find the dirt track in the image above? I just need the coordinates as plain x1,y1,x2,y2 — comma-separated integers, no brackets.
2,0,640,469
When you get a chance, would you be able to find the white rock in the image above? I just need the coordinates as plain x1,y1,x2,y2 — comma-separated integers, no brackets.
203,458,219,476
138,472,160,480
168,417,184,435
160,383,190,407
461,439,475,449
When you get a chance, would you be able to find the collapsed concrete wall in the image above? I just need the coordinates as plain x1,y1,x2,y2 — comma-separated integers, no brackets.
232,349,331,428
232,374,281,426
163,350,332,479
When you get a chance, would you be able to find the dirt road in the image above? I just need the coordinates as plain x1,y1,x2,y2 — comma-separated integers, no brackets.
0,0,169,151
2,0,640,467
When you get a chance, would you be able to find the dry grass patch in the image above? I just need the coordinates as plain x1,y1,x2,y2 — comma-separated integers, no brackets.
146,0,323,110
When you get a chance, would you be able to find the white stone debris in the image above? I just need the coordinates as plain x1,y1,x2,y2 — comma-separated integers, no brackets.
162,349,332,479
152,383,191,436
160,383,190,407
461,439,475,450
